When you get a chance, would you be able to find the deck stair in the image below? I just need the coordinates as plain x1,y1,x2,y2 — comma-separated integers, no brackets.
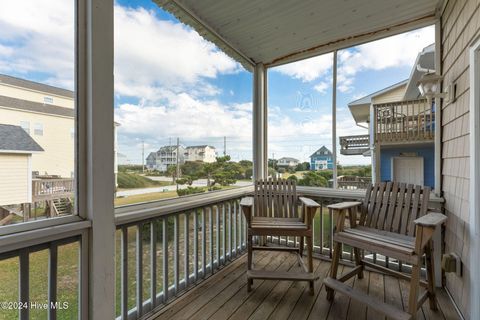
52,198,72,215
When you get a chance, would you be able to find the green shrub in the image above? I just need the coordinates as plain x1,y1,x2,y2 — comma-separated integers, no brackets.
177,186,205,196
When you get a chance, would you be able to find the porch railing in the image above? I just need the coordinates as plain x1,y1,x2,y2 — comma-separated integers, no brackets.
32,179,75,202
374,99,434,144
113,186,443,320
339,134,370,155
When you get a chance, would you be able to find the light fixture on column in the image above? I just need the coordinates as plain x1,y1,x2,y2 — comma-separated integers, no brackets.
417,73,446,99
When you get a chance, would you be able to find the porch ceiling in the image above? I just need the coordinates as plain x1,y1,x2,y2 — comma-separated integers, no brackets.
157,0,442,69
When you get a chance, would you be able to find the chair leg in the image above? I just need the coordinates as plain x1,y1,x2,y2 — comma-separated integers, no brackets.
408,263,422,318
354,248,364,279
326,241,342,301
306,236,314,295
425,242,438,310
247,233,253,292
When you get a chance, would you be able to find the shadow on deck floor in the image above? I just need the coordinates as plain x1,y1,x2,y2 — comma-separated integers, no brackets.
146,251,460,320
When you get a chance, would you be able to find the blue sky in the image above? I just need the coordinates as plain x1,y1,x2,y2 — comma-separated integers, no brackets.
0,0,435,165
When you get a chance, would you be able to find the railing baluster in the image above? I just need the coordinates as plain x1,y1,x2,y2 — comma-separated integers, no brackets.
48,244,58,320
121,227,128,319
174,215,179,295
320,203,324,255
184,212,190,289
216,205,220,266
209,206,214,274
194,210,198,281
136,223,143,317
19,249,29,320
162,218,168,303
231,202,233,260
202,208,206,278
233,201,237,257
222,203,226,263
150,221,157,309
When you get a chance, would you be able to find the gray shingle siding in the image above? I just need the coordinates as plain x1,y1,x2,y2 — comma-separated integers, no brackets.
0,124,44,152
0,95,74,118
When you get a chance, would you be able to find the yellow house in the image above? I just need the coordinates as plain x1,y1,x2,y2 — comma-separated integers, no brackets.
0,124,43,206
0,74,75,178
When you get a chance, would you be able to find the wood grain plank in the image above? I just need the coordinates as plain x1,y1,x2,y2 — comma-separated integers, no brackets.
218,254,297,320
266,259,322,320
384,276,404,320
346,272,368,320
366,271,385,320
188,251,279,320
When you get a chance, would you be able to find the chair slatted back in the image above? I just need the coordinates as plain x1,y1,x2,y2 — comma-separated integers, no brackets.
360,182,431,236
254,178,298,218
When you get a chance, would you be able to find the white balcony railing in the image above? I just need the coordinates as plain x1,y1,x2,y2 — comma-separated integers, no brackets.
0,186,444,320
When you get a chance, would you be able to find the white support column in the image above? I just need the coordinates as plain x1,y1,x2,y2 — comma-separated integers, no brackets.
433,20,443,287
332,51,338,189
78,0,115,318
253,63,267,180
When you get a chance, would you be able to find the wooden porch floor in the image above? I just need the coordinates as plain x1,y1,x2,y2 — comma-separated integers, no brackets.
147,251,460,320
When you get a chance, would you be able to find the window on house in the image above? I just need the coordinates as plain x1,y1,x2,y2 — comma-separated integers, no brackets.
34,123,43,136
44,96,54,104
20,121,30,134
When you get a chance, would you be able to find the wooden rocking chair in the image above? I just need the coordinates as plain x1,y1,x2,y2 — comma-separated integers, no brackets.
240,178,320,295
324,182,447,320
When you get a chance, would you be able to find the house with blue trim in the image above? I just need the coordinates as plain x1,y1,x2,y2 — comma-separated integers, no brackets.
339,44,436,188
310,146,333,171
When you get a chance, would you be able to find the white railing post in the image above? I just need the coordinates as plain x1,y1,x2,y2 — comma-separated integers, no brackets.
79,0,115,318
253,63,267,180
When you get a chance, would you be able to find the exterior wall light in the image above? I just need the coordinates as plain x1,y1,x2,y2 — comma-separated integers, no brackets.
417,73,446,99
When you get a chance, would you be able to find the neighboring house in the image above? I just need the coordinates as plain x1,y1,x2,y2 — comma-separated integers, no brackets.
0,74,119,180
146,145,186,171
277,157,299,168
340,44,435,188
0,124,43,206
310,146,333,170
185,145,216,163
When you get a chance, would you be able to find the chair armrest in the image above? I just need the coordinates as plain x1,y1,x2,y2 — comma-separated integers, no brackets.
414,212,447,228
299,197,320,208
240,197,253,207
327,201,362,210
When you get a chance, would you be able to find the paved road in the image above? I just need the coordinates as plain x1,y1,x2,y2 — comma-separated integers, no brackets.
116,178,251,197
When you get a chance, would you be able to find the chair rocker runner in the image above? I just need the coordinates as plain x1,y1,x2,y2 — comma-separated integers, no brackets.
240,178,320,295
324,182,447,320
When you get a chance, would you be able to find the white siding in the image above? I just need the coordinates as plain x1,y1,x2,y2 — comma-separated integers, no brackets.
0,154,30,205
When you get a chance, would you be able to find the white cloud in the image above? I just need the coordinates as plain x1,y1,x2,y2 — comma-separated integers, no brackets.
273,53,333,82
314,81,329,94
0,0,75,88
337,26,435,92
271,26,434,94
113,6,240,98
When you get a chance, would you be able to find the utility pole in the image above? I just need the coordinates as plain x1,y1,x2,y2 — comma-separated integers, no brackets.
142,141,145,173
176,137,180,180
224,136,226,156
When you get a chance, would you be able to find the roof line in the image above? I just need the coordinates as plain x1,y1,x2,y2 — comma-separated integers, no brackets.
0,74,74,98
348,79,408,106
